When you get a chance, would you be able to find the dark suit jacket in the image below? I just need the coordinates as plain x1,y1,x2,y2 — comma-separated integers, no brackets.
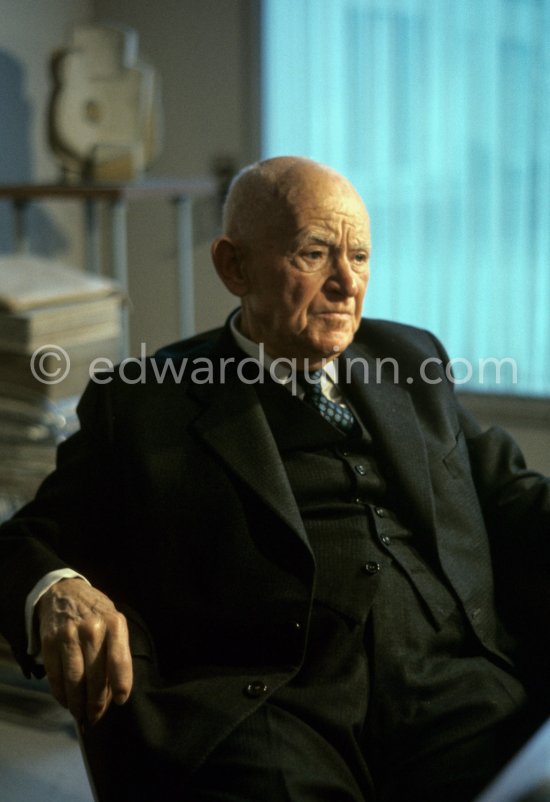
1,318,549,796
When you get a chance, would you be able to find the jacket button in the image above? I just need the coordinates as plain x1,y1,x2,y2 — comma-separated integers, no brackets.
380,534,391,546
375,507,386,517
244,681,270,698
363,561,381,574
355,464,367,475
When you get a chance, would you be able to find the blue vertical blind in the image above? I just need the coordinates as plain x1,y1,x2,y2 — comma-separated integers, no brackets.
262,0,550,395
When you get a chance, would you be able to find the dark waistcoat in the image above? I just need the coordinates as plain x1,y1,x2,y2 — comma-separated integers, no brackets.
255,378,528,788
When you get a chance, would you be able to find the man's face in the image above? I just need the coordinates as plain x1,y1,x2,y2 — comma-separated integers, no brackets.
238,170,371,368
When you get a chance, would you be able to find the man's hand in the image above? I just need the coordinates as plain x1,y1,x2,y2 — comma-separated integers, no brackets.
37,578,133,727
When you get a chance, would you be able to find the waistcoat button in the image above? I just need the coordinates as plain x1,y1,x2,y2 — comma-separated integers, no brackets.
363,561,381,574
244,681,270,698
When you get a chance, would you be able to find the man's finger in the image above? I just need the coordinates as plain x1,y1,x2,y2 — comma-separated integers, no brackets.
55,624,87,722
81,610,132,723
41,634,68,709
81,622,111,725
104,611,133,705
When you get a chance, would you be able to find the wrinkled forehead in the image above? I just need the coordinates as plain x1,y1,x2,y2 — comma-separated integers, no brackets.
224,159,370,247
274,172,371,243
280,183,370,246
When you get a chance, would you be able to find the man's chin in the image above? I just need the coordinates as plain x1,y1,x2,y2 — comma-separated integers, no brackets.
319,332,355,355
299,338,353,365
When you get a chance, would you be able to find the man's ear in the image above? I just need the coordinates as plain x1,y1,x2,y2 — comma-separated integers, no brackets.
211,236,249,297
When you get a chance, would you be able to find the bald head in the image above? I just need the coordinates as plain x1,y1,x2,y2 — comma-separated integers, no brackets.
222,156,367,245
212,155,371,367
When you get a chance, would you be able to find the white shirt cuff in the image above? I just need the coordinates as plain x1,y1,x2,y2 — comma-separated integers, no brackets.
25,569,90,659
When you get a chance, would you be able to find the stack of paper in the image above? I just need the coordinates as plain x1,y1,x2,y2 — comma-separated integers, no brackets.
0,255,123,521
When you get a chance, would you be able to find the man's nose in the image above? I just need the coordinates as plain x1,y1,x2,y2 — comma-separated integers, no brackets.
326,254,359,296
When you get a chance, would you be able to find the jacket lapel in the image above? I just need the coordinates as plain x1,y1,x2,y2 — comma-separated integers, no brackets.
189,373,310,549
343,344,436,531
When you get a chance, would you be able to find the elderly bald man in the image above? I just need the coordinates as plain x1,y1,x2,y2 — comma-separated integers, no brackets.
1,157,549,802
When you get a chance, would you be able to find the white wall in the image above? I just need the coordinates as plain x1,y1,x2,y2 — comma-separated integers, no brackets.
0,0,91,176
91,0,260,352
0,0,94,265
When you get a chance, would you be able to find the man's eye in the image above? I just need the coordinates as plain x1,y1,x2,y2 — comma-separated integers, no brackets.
352,253,369,270
296,249,329,271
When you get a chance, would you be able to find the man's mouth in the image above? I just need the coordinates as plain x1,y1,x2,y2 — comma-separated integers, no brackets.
315,310,353,317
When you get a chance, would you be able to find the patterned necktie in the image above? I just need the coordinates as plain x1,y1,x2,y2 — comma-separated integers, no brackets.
301,369,356,434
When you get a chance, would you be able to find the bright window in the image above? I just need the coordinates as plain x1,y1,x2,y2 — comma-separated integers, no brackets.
261,0,550,395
